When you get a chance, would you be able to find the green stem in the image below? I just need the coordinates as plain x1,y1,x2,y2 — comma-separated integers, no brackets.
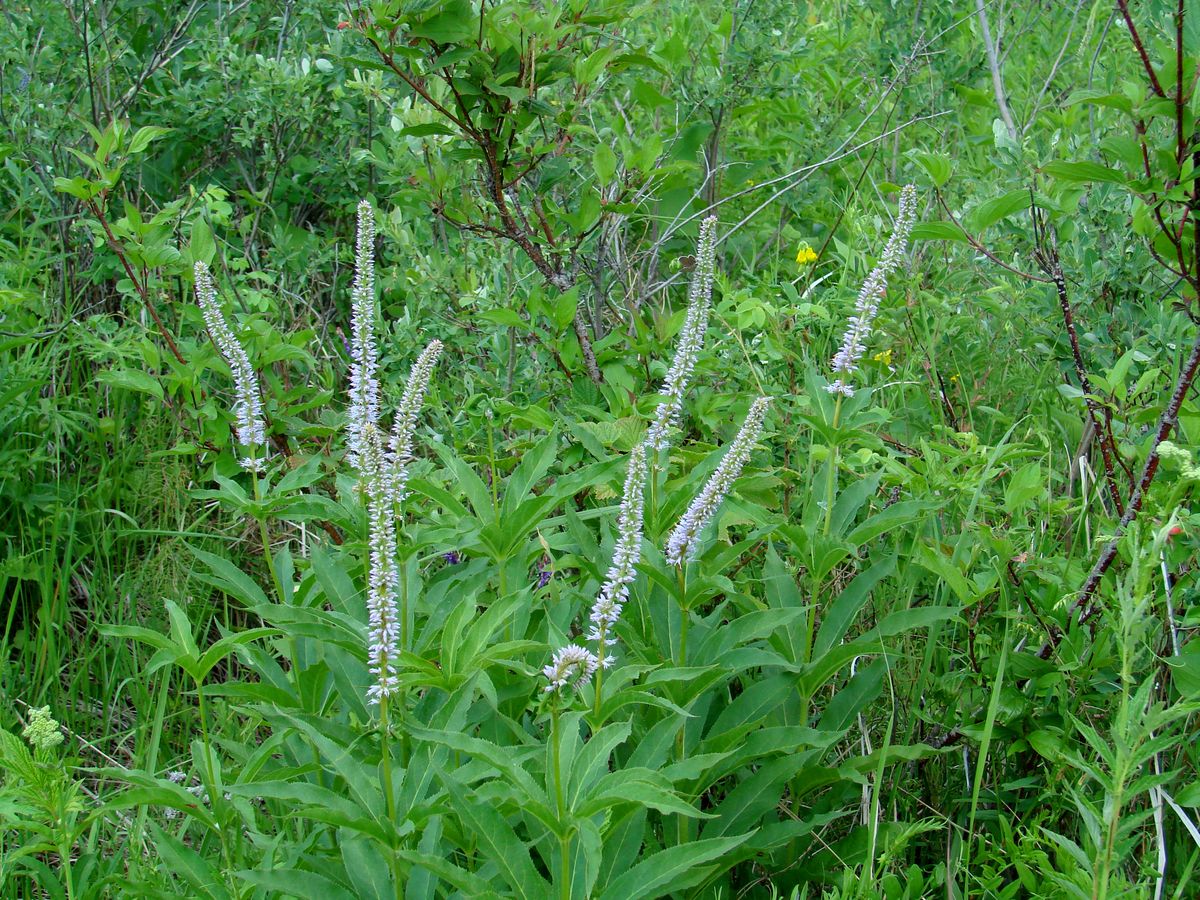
251,469,286,603
675,565,688,668
197,681,236,894
486,417,499,515
592,640,605,723
675,564,689,846
552,707,571,900
60,837,75,900
132,668,171,853
648,447,661,536
822,395,843,537
379,696,404,900
398,548,411,767
399,549,409,654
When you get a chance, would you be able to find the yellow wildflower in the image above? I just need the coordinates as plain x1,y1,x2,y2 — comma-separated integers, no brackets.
872,349,892,366
795,243,818,265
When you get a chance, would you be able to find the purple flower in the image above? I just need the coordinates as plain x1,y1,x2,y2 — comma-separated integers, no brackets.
442,550,461,565
535,569,552,590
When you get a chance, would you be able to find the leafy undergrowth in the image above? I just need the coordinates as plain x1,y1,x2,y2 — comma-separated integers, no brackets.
3,1,1200,898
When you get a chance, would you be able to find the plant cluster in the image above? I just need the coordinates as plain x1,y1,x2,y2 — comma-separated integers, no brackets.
5,1,1200,897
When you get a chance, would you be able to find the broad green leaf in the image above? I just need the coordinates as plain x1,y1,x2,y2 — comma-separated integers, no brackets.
911,222,968,242
190,218,216,265
235,869,356,899
189,544,269,608
1042,160,1125,185
395,851,503,899
593,144,617,182
97,367,163,401
341,834,393,900
596,833,753,900
129,125,173,154
439,772,551,898
965,189,1031,232
813,556,896,657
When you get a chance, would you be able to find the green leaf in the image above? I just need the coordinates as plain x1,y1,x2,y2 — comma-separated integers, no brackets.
912,150,952,187
409,726,551,818
235,869,356,899
128,126,173,154
596,833,753,900
1042,160,1126,185
845,500,932,547
1064,89,1133,113
146,822,231,899
394,851,503,899
400,122,459,138
965,189,1031,232
341,834,393,900
409,1,476,43
813,556,896,657
54,176,101,201
190,218,216,265
578,770,709,819
96,367,163,401
501,429,559,520
911,222,968,243
439,772,551,898
188,544,269,608
593,144,617,183
1004,462,1043,513
478,308,529,329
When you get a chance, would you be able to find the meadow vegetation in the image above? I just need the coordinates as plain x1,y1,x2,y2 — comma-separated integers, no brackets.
4,1,1200,896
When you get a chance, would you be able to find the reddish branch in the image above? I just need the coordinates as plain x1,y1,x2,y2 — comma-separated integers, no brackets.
1116,0,1166,97
1044,259,1127,515
86,198,187,367
363,29,604,384
1040,0,1199,646
1070,330,1200,632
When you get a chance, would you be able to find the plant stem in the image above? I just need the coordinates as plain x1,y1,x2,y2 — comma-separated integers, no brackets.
379,695,404,900
822,395,843,537
486,416,499,515
648,446,661,537
60,836,75,900
675,564,689,668
592,644,605,722
197,680,236,894
251,468,286,603
552,707,571,900
398,545,411,767
675,563,689,846
252,466,305,695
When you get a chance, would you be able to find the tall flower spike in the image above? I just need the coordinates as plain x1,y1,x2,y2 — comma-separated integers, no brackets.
665,396,771,566
587,444,648,667
645,216,719,453
361,424,401,703
826,184,918,397
386,339,443,506
542,644,600,694
347,200,380,472
194,261,267,471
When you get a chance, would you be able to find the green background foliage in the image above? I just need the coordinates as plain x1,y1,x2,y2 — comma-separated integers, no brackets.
3,0,1200,897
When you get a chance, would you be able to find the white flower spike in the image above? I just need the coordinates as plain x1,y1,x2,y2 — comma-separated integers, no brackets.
347,200,380,471
194,261,267,471
826,185,918,397
587,444,648,666
665,396,771,565
645,216,719,453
